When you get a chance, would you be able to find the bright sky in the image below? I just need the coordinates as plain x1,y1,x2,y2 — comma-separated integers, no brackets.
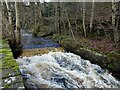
45,0,51,2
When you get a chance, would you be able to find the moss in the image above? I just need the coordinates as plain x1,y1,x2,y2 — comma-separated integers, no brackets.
1,39,19,71
0,49,11,54
4,84,12,88
107,64,114,69
2,58,19,71
0,60,2,69
105,50,120,62
1,39,24,88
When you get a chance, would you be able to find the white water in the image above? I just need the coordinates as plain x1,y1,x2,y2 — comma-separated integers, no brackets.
16,52,120,88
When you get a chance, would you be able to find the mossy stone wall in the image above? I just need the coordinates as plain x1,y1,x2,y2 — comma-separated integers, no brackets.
0,39,24,89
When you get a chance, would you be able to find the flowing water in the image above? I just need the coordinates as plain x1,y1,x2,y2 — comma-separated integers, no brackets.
16,52,120,88
19,30,120,88
21,30,60,49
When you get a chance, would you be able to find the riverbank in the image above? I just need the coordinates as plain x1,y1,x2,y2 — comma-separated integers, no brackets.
0,39,24,88
52,34,120,80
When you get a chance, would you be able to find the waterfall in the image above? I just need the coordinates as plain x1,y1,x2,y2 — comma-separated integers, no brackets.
16,52,120,88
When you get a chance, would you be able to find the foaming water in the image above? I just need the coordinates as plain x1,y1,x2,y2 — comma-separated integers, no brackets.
16,52,120,88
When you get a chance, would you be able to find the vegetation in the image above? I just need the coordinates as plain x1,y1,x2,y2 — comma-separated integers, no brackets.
1,39,19,71
0,39,24,88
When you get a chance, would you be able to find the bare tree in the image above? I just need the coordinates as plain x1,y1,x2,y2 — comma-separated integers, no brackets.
15,1,21,43
39,3,42,19
5,0,14,39
112,0,119,43
34,2,37,29
5,0,12,25
90,0,95,33
64,4,76,41
54,2,62,34
82,1,87,37
54,2,58,33
74,3,78,35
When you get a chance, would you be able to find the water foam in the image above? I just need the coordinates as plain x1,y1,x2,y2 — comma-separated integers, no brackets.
16,52,120,88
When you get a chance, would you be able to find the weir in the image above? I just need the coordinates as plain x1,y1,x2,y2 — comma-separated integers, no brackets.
15,30,120,88
20,30,64,57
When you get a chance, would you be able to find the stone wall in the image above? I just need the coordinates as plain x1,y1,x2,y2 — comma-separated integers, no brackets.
0,39,24,89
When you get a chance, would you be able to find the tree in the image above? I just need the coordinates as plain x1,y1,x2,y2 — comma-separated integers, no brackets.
64,4,76,41
60,3,66,33
90,0,95,33
54,2,59,33
82,1,87,37
4,0,14,39
15,1,21,43
112,0,119,43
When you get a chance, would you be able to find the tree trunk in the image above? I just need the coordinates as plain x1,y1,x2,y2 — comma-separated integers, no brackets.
0,3,2,38
15,1,21,43
5,0,12,25
5,0,14,39
54,3,58,33
90,0,95,33
75,3,78,35
34,2,37,29
83,1,87,37
112,0,119,43
60,3,66,34
64,5,76,41
39,3,42,19
58,2,61,34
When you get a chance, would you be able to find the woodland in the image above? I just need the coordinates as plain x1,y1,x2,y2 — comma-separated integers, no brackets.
1,1,120,89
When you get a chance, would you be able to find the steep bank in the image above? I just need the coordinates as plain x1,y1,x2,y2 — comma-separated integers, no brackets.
0,39,24,88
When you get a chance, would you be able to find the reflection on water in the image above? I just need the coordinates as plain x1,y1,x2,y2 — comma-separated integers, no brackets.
16,52,120,88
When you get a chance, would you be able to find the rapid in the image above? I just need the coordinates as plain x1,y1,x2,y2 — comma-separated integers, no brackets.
16,52,120,88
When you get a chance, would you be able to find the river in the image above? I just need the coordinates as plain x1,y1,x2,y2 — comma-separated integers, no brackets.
21,30,60,49
16,30,120,88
